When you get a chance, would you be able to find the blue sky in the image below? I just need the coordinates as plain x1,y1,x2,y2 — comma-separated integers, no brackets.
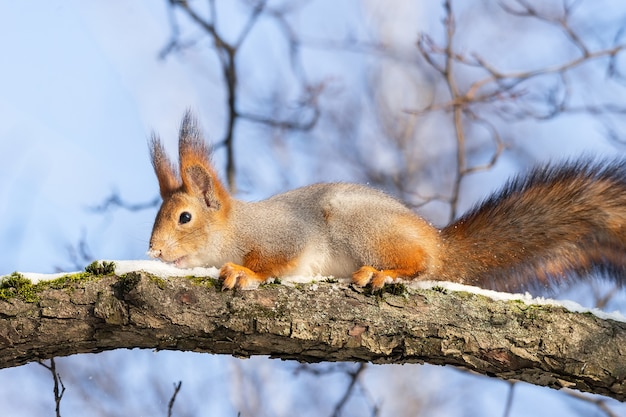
0,2,200,273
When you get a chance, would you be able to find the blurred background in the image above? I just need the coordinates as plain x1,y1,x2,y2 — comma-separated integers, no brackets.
1,0,626,415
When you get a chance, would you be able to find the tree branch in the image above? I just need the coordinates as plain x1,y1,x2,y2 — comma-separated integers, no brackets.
0,272,624,401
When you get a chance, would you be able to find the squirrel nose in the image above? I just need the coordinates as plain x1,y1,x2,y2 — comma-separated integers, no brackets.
147,247,161,259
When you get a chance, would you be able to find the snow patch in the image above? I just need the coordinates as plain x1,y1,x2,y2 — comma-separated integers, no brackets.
7,260,219,284
113,260,220,279
19,271,77,284
409,280,626,323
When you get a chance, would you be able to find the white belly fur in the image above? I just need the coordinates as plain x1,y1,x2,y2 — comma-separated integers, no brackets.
289,244,357,278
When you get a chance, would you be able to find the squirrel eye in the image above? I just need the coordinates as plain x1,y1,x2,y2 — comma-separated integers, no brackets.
179,211,192,224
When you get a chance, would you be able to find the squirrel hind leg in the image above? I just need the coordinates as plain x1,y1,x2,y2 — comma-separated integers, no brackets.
352,266,424,289
352,266,392,289
351,228,436,289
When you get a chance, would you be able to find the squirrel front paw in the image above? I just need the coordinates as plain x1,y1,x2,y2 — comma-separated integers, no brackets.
219,263,265,290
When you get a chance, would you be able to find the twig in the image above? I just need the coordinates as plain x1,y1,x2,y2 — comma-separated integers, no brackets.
435,0,468,221
293,363,376,416
55,229,94,273
502,381,516,417
332,363,367,417
89,192,161,213
167,381,183,417
38,358,65,417
330,363,367,417
562,388,621,417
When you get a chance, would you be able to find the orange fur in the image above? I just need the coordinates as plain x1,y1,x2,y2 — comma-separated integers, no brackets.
243,250,299,279
351,214,436,289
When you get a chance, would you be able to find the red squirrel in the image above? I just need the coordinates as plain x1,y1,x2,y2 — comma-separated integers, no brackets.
148,112,626,292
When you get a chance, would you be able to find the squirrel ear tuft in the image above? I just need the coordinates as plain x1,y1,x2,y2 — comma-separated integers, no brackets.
178,111,211,171
178,111,231,209
149,133,180,198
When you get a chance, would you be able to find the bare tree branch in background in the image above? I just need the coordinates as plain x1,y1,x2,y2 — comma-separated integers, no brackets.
38,358,65,417
55,229,94,273
328,364,373,417
411,0,626,219
294,363,379,417
89,193,161,213
415,0,506,219
502,381,516,417
167,381,183,417
162,0,323,192
562,388,622,417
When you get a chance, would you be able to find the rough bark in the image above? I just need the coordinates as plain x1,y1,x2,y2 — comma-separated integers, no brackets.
0,272,624,401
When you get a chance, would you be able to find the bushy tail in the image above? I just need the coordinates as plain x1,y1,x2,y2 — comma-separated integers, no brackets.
440,160,626,292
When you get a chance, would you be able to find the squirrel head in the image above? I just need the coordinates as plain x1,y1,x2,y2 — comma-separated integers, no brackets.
147,111,232,268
